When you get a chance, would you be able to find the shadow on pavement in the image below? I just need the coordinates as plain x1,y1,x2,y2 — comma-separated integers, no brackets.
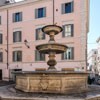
0,81,14,86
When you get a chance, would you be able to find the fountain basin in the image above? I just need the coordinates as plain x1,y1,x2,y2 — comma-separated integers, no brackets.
42,25,63,35
36,43,67,54
14,71,88,94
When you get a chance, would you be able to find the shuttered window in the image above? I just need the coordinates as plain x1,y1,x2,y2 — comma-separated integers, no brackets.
13,51,22,62
13,12,22,22
0,16,1,25
62,1,74,14
36,28,45,40
0,34,2,44
0,52,3,62
35,50,45,61
13,31,22,42
35,7,46,18
62,47,74,60
62,24,74,37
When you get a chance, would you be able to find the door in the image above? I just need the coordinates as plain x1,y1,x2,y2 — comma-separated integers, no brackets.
13,69,22,81
10,69,22,81
0,70,2,80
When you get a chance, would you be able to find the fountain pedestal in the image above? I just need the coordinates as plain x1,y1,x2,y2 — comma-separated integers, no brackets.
15,71,88,94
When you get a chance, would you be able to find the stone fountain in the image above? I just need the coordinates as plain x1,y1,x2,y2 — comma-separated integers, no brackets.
36,25,67,71
15,25,88,94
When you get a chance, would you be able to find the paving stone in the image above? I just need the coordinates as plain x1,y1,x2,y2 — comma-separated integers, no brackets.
0,85,100,100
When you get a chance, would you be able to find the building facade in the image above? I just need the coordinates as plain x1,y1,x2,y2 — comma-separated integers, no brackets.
87,49,98,74
0,0,89,80
97,37,100,75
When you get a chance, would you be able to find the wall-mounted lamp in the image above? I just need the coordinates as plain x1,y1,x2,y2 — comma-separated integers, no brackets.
24,39,28,43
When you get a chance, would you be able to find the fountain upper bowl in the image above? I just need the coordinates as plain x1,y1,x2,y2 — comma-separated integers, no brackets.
42,25,63,35
36,43,67,54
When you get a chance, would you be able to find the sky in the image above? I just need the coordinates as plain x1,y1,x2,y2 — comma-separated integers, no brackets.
88,0,100,52
15,0,100,53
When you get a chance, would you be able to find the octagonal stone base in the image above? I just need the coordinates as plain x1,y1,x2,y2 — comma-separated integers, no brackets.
15,71,88,94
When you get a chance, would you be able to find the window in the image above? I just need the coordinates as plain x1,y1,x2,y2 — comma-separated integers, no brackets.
0,16,1,25
94,62,96,66
62,1,74,14
13,12,22,22
35,50,45,61
94,51,97,54
35,7,46,18
62,47,74,60
0,52,3,62
0,34,2,44
13,31,22,42
62,24,74,37
13,51,22,62
36,28,45,40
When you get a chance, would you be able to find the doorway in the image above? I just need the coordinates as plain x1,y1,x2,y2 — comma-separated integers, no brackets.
9,69,22,81
0,70,2,80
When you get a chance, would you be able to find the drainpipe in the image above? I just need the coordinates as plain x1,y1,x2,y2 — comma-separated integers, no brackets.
53,0,54,25
7,9,9,69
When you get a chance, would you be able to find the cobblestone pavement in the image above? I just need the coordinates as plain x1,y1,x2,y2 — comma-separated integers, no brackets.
0,85,100,100
0,81,14,86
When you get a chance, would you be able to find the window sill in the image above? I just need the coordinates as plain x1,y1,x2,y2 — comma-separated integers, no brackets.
62,12,74,15
13,42,22,44
35,17,46,19
13,21,22,23
35,39,45,41
62,36,73,38
13,61,22,63
34,61,46,63
61,59,74,62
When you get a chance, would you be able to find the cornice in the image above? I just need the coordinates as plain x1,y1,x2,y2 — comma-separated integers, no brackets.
0,0,51,11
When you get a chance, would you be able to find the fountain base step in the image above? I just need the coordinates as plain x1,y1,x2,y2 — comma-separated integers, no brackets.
0,84,100,100
15,71,88,94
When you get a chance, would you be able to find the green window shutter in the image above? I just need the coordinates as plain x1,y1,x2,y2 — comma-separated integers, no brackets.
13,32,15,42
62,53,64,60
43,7,46,17
43,32,45,39
13,13,15,22
61,3,65,14
35,9,38,19
13,51,15,62
62,25,65,37
13,32,17,42
20,31,22,42
71,24,74,36
0,52,3,62
0,34,2,44
18,31,22,42
36,29,38,40
71,47,74,59
20,12,22,21
35,50,39,61
0,16,1,25
71,1,74,12
17,51,22,61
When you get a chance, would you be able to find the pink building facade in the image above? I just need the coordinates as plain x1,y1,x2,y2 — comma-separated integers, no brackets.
0,0,89,80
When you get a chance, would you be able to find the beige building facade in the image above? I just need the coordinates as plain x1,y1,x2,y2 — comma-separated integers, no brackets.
97,37,100,75
0,0,89,80
87,49,98,74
